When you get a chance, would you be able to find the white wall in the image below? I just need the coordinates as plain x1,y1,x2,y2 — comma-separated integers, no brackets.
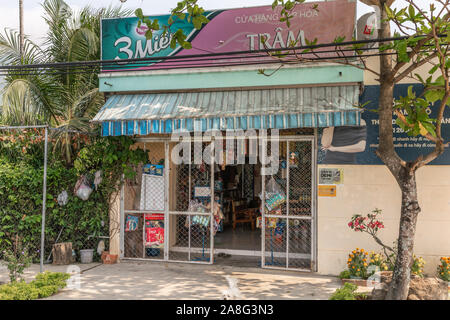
317,164,450,276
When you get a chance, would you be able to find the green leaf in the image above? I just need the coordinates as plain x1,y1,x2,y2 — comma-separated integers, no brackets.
385,4,394,19
181,42,192,49
135,8,144,19
408,5,415,19
407,85,414,98
425,90,443,103
414,73,425,84
145,29,153,40
421,121,437,137
192,17,202,29
272,0,278,10
397,41,409,62
435,75,445,86
428,64,439,74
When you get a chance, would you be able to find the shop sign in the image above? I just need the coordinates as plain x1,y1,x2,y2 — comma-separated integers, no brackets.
318,185,336,197
319,168,343,184
101,1,356,70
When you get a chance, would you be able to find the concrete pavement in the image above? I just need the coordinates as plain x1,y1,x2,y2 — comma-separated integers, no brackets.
1,260,342,300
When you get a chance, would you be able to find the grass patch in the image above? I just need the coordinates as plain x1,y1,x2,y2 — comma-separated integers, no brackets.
329,282,369,300
0,271,71,300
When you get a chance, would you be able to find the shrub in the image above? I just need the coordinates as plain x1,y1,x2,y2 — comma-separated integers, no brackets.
368,251,389,272
1,245,33,282
0,134,147,262
437,257,449,281
0,271,70,300
329,283,368,300
347,248,370,279
411,255,425,277
347,209,427,278
338,270,351,280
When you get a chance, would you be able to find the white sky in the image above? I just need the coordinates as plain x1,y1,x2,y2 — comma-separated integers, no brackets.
0,0,373,46
0,0,436,47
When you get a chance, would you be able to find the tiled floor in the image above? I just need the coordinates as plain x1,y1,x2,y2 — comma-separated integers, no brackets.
214,225,261,251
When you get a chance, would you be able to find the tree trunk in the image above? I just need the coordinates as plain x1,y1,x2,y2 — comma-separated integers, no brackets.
386,167,421,300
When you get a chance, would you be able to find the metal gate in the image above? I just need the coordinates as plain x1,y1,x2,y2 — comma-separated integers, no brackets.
168,140,215,264
261,136,317,271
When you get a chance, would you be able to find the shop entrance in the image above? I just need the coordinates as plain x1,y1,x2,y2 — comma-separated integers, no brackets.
213,162,262,266
120,135,316,271
261,137,316,271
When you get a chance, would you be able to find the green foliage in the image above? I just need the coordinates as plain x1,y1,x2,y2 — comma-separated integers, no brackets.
394,85,438,138
0,134,147,262
437,257,450,281
271,0,307,28
0,272,70,300
338,270,351,280
410,255,426,277
136,0,209,50
329,283,367,300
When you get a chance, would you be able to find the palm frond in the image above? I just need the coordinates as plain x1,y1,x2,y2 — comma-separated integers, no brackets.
0,28,46,65
1,79,48,125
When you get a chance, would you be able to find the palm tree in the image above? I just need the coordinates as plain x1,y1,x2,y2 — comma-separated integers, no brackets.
0,0,132,164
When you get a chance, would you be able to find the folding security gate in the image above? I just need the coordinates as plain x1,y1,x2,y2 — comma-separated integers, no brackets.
121,140,215,264
260,136,317,271
167,140,215,264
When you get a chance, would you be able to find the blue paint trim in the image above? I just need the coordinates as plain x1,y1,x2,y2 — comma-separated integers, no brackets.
100,111,362,136
102,122,110,136
113,121,122,136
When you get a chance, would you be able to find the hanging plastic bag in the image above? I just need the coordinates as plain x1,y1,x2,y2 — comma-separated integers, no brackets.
74,174,93,201
57,190,68,206
94,170,102,190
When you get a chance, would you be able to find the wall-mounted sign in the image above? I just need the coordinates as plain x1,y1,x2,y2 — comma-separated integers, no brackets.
101,1,356,71
319,168,343,184
318,185,336,197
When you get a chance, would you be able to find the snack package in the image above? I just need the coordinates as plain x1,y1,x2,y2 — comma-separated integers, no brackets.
261,177,286,211
125,215,139,232
145,214,164,248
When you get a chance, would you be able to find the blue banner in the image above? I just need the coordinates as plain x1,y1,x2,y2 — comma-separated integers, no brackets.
318,84,450,165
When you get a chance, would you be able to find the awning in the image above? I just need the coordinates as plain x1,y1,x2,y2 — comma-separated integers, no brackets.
93,85,362,136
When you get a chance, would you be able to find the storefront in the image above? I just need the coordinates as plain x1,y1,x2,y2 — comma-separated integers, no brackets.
92,2,450,275
93,1,364,272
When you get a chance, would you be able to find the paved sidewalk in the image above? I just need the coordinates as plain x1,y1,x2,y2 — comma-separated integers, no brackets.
2,261,341,300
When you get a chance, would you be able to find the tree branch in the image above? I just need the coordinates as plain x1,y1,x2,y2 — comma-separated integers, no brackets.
393,52,438,83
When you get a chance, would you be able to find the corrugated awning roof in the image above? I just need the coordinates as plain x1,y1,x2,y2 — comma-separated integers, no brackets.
93,85,362,136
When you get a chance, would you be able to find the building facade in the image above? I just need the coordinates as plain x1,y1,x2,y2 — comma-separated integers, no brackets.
93,1,450,275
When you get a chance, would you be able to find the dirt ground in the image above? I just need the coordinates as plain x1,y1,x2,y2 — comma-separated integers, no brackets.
1,260,342,300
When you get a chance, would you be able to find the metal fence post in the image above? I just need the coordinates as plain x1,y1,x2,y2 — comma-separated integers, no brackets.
40,126,48,273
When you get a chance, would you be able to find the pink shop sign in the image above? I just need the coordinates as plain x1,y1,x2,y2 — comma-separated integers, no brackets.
101,0,357,71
